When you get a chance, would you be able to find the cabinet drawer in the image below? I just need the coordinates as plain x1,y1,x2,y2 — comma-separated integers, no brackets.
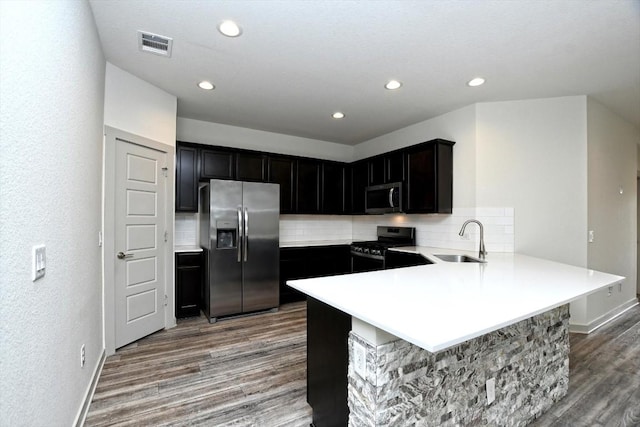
176,252,202,267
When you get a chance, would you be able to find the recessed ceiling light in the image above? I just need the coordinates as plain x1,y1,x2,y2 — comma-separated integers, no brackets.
332,112,345,119
467,77,485,87
218,20,242,37
385,80,402,90
198,81,215,90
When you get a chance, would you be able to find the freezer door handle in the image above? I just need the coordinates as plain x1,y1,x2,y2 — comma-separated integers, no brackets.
244,208,249,262
237,207,243,262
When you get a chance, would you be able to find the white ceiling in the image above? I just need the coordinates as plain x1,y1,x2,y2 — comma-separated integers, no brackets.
89,0,640,145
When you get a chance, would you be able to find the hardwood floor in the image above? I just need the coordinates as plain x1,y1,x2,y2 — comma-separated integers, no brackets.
85,302,312,427
531,303,640,427
86,301,640,426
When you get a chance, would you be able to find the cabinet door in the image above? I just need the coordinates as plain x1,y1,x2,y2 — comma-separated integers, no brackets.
268,156,296,214
175,253,203,318
236,152,267,182
406,144,436,212
385,151,405,183
321,161,347,214
296,159,320,214
405,140,454,213
175,145,199,212
350,160,368,214
200,148,234,180
368,156,385,186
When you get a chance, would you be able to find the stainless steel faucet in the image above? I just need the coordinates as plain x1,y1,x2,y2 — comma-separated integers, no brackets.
459,219,487,260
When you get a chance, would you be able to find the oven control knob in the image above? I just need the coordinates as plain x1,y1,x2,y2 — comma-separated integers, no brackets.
363,248,370,254
372,249,381,256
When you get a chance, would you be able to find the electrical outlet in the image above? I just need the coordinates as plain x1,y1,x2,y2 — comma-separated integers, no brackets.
588,230,595,243
607,286,613,297
353,341,366,378
486,377,496,405
32,245,46,281
80,344,86,368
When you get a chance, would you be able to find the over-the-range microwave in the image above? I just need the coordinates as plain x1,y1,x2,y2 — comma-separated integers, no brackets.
365,182,402,214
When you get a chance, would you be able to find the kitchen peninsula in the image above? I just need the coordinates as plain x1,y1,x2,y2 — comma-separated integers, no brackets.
287,248,625,426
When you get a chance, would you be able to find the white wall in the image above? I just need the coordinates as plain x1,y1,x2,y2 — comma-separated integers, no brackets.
177,117,353,162
585,97,639,325
354,105,477,209
0,1,105,425
476,97,589,267
105,63,177,147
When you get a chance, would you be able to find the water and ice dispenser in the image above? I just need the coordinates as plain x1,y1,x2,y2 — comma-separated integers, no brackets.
215,220,237,249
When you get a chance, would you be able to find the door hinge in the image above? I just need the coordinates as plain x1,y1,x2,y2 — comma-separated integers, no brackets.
164,295,168,307
162,167,168,177
164,231,168,242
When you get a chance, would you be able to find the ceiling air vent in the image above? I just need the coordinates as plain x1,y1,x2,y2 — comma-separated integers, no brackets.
137,31,173,57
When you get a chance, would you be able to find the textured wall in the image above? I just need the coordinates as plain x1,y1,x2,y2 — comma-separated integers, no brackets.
348,305,570,426
585,97,639,327
177,117,354,162
0,1,105,425
476,96,588,268
104,62,177,147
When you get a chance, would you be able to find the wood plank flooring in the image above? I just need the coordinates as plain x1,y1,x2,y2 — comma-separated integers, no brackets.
86,301,640,426
531,303,640,427
85,302,312,427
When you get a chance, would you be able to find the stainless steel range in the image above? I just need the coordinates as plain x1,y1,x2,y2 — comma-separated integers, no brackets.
350,226,416,272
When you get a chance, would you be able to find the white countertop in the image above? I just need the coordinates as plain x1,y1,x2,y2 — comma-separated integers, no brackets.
287,246,625,352
174,245,203,253
280,239,352,248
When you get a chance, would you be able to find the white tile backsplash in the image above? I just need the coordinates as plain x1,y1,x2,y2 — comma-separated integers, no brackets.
175,212,199,246
279,215,353,244
351,207,515,252
175,208,515,252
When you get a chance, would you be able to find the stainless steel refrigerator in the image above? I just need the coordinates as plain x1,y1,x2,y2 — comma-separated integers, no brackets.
200,179,280,322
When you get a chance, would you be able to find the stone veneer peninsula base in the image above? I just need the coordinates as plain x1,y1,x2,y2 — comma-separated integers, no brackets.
347,305,570,426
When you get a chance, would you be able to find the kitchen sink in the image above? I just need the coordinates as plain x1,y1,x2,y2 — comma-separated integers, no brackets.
434,254,486,263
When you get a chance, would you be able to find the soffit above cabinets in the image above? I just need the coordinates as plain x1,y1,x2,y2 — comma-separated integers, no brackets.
89,0,640,145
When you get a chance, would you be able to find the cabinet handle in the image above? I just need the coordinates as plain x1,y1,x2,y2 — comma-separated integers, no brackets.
237,208,242,263
244,208,249,262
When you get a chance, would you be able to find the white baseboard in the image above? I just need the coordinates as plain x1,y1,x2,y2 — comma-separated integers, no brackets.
569,297,639,334
74,349,106,427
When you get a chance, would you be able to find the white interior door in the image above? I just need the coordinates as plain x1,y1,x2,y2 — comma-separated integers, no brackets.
114,139,167,348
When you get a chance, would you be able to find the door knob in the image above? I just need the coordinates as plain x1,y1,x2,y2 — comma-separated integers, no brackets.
117,251,133,259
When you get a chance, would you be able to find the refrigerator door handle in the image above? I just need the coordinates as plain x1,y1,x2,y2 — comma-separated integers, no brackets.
237,207,243,262
244,207,249,262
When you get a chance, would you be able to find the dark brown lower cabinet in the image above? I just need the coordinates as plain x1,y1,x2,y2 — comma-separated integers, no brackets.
279,245,351,305
307,297,351,427
175,252,203,318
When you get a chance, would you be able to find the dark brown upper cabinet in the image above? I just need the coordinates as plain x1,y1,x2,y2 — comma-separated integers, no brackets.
175,144,199,212
268,155,296,214
368,151,405,186
321,161,347,214
200,148,234,180
236,152,267,182
385,151,406,183
405,139,454,214
296,159,321,214
350,160,368,215
368,156,386,186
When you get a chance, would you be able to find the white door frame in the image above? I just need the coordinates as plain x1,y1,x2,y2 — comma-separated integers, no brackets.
103,126,175,355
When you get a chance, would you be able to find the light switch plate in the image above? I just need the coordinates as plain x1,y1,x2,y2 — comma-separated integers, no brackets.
32,245,46,281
